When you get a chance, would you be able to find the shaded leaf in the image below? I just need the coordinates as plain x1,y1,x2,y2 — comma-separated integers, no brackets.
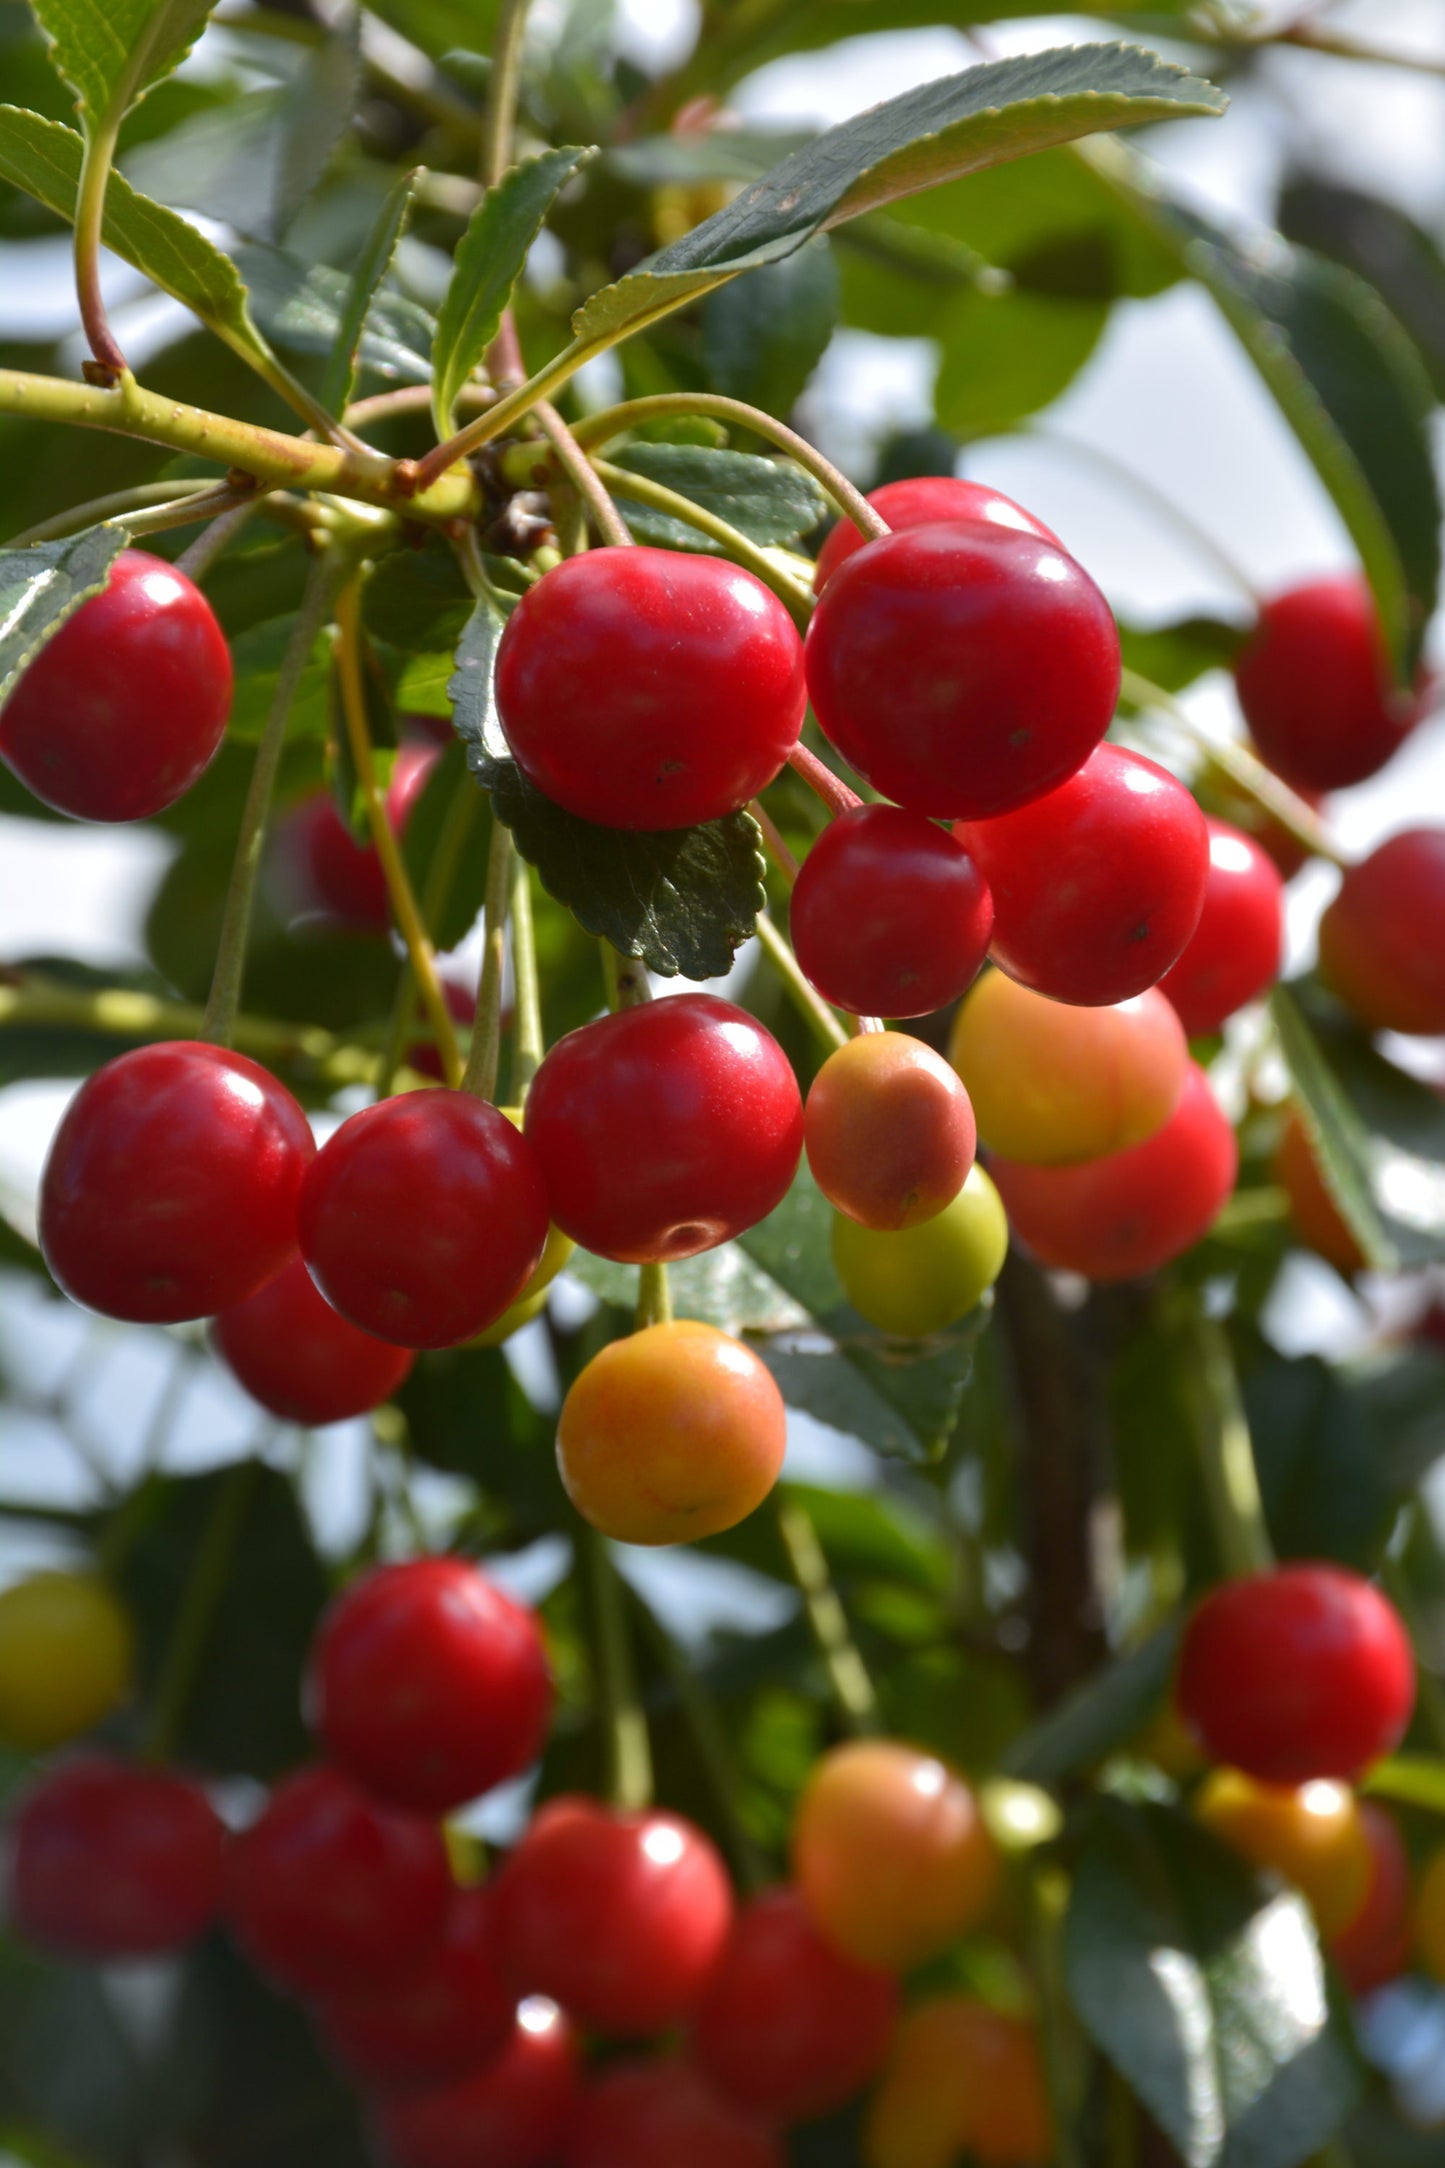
1065,1798,1364,2168
1270,985,1397,1272
235,238,434,382
0,524,126,706
701,238,839,419
364,543,474,654
1003,1624,1179,1782
610,444,827,548
567,1245,807,1337
225,612,333,744
271,9,361,239
1243,1353,1394,1570
319,166,417,418
935,285,1107,437
1118,614,1247,692
1280,176,1445,403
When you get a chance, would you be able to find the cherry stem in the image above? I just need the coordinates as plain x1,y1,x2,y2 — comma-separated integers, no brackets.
74,123,128,382
754,911,849,1053
635,1261,673,1330
140,1458,260,1766
773,1493,881,1736
570,394,888,542
749,799,800,885
174,496,265,583
630,1588,770,1894
1168,1293,1274,1580
343,381,495,431
334,580,465,1087
461,813,514,1100
1121,667,1350,870
509,858,545,1099
481,0,531,189
202,550,347,1048
603,942,652,1010
787,741,862,819
1024,1863,1086,2168
536,404,634,549
7,480,243,551
589,458,812,622
580,1526,654,1812
376,773,485,1097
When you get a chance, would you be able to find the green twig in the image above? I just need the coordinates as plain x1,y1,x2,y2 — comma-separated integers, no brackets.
774,1493,880,1735
140,1460,259,1765
509,857,544,1099
461,814,514,1100
376,773,485,1097
1025,1862,1086,2168
754,911,849,1052
541,416,634,550
581,1526,653,1812
635,1261,673,1330
1170,1296,1274,1581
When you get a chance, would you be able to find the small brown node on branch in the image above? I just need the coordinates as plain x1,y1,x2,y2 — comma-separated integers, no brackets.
485,491,555,560
81,359,123,390
225,468,261,495
389,459,422,500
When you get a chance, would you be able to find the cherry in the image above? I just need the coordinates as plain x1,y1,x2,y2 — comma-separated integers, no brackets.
1318,828,1445,1036
789,804,994,1019
491,1795,733,2037
1419,1844,1445,1984
373,1999,581,2168
225,1765,452,1998
1158,817,1285,1035
9,1755,225,1959
814,476,1057,590
294,745,440,931
319,1886,515,2093
309,1557,552,1816
1233,575,1424,792
40,1042,314,1324
864,1997,1052,2168
804,520,1120,821
791,1740,1000,1972
1176,1563,1416,1784
495,547,806,831
990,1061,1238,1281
524,994,803,1264
692,1887,898,2125
557,1320,787,1546
948,972,1187,1167
0,1572,132,1751
469,1214,575,1348
0,549,232,822
298,1090,549,1348
214,1255,415,1424
1273,1110,1364,1275
1330,1804,1412,1995
805,1033,975,1231
832,1163,1008,1339
1195,1770,1371,1936
566,2062,783,2168
957,745,1209,1007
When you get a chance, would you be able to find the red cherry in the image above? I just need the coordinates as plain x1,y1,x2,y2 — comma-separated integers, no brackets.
1158,818,1285,1035
296,744,439,932
225,1765,452,1999
790,804,994,1018
310,1557,552,1815
691,1887,897,2126
213,1255,415,1424
40,1042,314,1324
1329,1803,1413,1996
991,1062,1237,1281
491,1796,733,2037
495,548,806,831
524,995,803,1264
804,520,1120,821
1318,829,1445,1036
298,1090,549,1348
1233,576,1424,792
957,746,1209,1006
814,477,1058,590
373,1999,581,2168
0,550,232,822
8,1755,224,1959
319,1885,515,2092
566,2062,783,2168
1176,1564,1416,1784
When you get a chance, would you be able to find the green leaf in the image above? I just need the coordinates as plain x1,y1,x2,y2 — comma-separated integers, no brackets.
0,524,126,706
934,286,1108,437
447,595,767,980
319,166,417,418
567,1245,807,1337
1141,186,1441,678
609,444,828,548
1002,1624,1179,1782
607,129,809,189
1117,614,1247,693
30,0,215,132
1280,177,1445,404
271,9,360,239
1363,1755,1445,1817
364,0,498,60
364,544,474,654
225,612,333,744
1270,985,1398,1273
234,238,434,382
431,145,593,436
1243,1353,1394,1570
701,238,839,419
0,105,279,374
1065,1798,1365,2168
573,45,1225,347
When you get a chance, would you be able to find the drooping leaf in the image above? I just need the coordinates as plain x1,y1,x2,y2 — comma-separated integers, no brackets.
609,444,828,548
573,45,1225,347
0,105,280,373
29,0,215,132
319,166,418,418
1242,1352,1394,1570
0,524,126,705
1065,1798,1364,2168
1270,984,1398,1273
1280,176,1445,403
431,145,593,435
271,9,361,240
234,239,434,382
1002,1624,1179,1783
935,286,1108,437
701,238,839,419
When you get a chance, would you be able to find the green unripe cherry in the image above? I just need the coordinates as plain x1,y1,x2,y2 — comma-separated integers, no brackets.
832,1164,1008,1337
0,1572,134,1750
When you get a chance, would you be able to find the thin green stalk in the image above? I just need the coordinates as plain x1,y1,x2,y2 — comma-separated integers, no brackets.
412,332,598,491
1025,1862,1087,2168
461,816,514,1100
140,1460,259,1765
510,858,544,1099
376,775,485,1097
591,457,812,621
754,911,848,1052
540,413,634,550
1171,1296,1274,1581
632,1590,769,1893
581,1526,653,1812
6,478,217,548
1121,667,1347,869
635,1261,673,1330
481,0,532,188
774,1493,880,1735
74,115,127,379
203,551,345,1046
175,497,266,583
